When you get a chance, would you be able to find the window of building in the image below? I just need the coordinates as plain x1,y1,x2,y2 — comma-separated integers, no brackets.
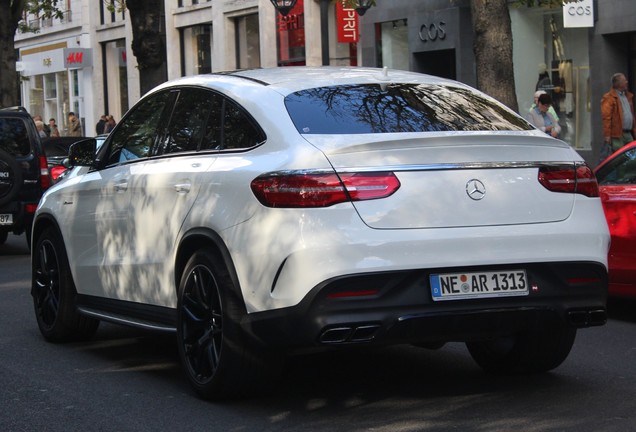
235,14,260,69
103,39,129,123
511,7,591,150
375,19,409,71
277,0,305,66
181,24,212,76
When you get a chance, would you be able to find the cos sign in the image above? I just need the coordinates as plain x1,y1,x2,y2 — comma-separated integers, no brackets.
419,21,446,43
563,0,594,28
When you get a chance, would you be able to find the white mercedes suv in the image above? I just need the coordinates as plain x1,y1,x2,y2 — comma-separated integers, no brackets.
31,67,609,399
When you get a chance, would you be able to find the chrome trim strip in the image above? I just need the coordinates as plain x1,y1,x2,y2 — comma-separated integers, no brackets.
264,161,584,176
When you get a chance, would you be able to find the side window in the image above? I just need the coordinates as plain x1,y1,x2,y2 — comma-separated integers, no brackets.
106,91,172,165
199,96,264,151
200,94,223,151
0,118,31,156
222,99,265,150
160,88,214,155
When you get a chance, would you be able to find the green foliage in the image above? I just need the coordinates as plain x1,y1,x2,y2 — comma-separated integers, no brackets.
17,0,64,34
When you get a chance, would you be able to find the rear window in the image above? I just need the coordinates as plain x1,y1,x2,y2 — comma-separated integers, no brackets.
284,83,533,134
0,117,31,156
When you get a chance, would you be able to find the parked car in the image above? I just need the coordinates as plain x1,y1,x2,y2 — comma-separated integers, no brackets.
42,135,108,183
594,141,636,298
31,67,609,400
0,107,51,247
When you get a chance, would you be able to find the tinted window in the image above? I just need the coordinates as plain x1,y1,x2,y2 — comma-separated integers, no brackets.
106,91,172,165
199,96,265,151
159,88,213,155
223,99,265,150
0,118,31,156
285,84,533,134
596,148,636,185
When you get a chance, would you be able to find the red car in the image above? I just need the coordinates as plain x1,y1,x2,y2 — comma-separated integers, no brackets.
594,141,636,297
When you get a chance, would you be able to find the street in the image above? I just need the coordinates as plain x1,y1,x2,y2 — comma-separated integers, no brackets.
1,233,635,432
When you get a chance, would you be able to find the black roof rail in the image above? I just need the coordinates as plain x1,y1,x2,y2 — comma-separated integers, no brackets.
0,106,30,113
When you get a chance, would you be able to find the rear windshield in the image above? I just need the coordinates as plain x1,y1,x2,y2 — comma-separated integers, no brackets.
284,83,533,134
0,117,31,156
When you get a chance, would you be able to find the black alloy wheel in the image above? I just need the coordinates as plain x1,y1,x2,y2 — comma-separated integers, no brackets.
32,227,98,341
177,249,278,400
180,261,225,384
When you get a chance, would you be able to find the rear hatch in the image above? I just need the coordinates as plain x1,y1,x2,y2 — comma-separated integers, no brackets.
304,133,578,229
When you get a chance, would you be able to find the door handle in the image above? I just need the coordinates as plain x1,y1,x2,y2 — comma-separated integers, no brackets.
114,181,128,192
174,182,191,194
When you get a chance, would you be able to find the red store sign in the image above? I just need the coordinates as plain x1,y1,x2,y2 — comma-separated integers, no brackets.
336,1,359,43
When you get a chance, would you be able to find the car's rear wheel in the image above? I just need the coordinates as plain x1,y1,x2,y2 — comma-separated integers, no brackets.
466,322,576,374
177,249,278,400
32,227,99,342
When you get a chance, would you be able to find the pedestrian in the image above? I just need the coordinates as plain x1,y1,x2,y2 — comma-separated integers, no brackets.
530,90,559,122
34,120,47,139
95,115,107,135
48,118,60,137
33,115,50,137
67,112,82,137
526,93,560,138
601,72,636,155
104,115,117,133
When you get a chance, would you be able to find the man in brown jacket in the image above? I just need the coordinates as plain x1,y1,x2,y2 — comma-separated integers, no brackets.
601,73,635,153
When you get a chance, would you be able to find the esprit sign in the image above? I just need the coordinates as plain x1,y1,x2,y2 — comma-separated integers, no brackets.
336,1,359,43
563,0,593,28
63,48,93,69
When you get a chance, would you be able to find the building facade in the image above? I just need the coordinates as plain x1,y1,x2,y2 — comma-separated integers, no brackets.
14,0,636,164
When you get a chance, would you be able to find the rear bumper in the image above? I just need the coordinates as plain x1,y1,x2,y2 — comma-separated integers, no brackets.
242,261,607,351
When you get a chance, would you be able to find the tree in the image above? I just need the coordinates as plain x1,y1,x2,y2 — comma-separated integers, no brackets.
117,0,167,94
0,0,64,107
470,0,518,110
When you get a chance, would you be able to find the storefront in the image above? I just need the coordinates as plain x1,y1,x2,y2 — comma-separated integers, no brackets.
18,41,93,136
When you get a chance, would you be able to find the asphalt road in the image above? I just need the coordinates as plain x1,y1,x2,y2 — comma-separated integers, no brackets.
1,233,636,432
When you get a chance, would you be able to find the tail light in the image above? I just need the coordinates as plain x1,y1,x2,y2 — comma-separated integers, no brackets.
538,163,599,197
250,171,400,208
39,155,51,190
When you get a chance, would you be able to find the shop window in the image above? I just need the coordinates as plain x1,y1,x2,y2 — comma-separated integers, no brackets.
235,14,260,69
375,19,409,71
277,0,305,66
181,25,212,76
511,7,591,150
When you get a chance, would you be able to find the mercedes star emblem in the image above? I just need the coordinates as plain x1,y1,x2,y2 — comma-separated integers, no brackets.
466,179,486,200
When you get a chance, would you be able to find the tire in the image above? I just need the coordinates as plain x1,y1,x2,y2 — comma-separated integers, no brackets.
466,322,576,374
31,227,99,342
0,231,7,245
0,149,22,206
176,249,279,400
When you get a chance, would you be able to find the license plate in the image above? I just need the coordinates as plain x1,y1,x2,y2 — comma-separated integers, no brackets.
430,270,529,301
0,214,13,225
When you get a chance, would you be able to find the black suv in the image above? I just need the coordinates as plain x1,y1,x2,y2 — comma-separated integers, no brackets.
0,107,50,247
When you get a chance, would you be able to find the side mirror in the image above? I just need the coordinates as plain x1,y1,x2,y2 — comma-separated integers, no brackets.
68,138,97,167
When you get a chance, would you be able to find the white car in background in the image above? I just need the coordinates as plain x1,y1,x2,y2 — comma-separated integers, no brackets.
31,67,609,400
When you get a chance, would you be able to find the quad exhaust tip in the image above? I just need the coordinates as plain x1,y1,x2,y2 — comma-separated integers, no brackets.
319,324,381,344
567,309,607,327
